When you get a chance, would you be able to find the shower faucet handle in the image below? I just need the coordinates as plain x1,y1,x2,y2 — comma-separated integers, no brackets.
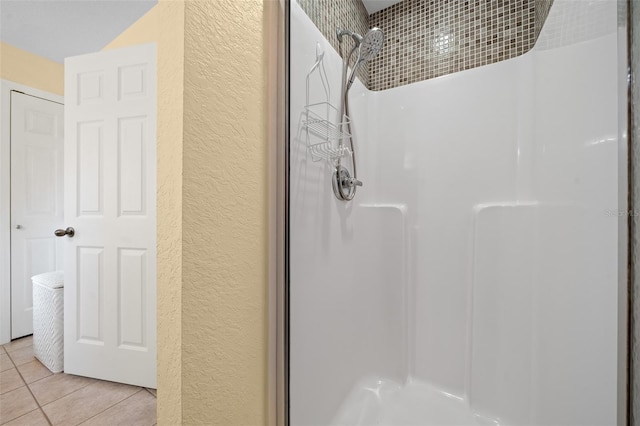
345,177,363,188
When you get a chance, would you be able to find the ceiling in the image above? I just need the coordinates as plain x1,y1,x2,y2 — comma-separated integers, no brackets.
0,0,403,64
0,0,157,64
362,0,403,15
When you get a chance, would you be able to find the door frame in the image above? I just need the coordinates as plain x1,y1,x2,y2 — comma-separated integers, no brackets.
0,79,63,345
269,0,288,425
277,2,630,426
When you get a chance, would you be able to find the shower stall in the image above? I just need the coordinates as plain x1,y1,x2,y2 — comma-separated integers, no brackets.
283,0,628,424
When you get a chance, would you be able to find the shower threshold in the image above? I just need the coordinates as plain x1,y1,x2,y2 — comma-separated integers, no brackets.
331,377,493,426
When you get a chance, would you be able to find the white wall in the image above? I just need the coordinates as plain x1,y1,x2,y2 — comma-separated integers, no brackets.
290,0,622,424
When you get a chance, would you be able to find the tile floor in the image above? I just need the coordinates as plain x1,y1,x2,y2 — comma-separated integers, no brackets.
0,336,156,425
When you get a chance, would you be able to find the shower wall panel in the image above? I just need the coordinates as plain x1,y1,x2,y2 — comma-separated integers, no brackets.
364,0,619,423
290,3,406,425
291,0,621,424
366,56,523,395
528,1,619,423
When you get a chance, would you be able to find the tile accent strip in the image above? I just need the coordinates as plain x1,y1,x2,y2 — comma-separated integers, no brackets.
297,0,555,91
370,0,537,90
297,0,371,87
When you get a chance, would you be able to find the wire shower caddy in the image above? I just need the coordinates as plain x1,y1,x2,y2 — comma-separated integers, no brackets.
303,44,352,163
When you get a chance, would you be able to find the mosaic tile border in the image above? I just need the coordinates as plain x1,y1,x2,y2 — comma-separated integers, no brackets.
297,0,371,87
370,0,537,90
297,0,555,91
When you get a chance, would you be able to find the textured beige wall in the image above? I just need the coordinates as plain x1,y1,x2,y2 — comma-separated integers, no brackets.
182,0,269,424
105,1,270,423
0,42,64,95
2,3,269,423
104,2,184,424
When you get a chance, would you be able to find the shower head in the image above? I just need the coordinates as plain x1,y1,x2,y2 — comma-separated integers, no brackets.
358,27,384,62
344,27,385,91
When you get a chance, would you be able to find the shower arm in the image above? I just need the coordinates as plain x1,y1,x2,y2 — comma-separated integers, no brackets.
337,28,363,46
338,43,358,156
338,44,358,121
336,44,362,201
346,52,363,92
340,86,361,190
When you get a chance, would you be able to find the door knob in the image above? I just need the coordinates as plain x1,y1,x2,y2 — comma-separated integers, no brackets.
15,225,22,230
54,227,75,238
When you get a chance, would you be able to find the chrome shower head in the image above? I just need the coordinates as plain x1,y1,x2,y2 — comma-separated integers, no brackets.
358,27,384,62
343,27,385,91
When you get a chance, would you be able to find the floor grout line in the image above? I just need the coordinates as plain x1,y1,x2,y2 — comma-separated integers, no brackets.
25,371,52,387
39,406,54,426
5,338,54,426
2,336,33,356
76,388,144,426
36,378,106,412
27,370,94,391
8,354,53,426
4,349,18,369
27,370,148,425
4,338,155,426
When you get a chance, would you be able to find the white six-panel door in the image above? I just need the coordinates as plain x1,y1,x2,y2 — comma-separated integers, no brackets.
10,92,64,339
64,44,157,388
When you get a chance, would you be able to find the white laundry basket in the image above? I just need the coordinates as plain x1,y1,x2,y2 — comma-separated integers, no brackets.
32,271,64,373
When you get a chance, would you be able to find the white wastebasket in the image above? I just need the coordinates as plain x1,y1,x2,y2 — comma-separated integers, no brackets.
32,271,64,373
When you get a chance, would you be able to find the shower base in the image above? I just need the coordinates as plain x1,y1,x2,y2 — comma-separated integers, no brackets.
331,377,492,426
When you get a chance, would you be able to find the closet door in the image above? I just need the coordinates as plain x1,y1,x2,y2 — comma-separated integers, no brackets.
10,91,64,339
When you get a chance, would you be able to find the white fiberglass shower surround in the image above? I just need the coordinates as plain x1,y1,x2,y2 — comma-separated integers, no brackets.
287,0,626,425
